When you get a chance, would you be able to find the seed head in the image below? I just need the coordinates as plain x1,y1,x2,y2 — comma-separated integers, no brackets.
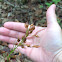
32,45,40,48
25,23,29,28
17,38,20,42
29,25,35,31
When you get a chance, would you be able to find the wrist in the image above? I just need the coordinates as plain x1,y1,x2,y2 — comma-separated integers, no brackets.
53,48,62,62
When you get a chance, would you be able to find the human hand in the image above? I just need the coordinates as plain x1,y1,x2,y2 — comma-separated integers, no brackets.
0,4,62,62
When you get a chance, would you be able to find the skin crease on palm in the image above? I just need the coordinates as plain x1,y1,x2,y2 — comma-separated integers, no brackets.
0,4,62,62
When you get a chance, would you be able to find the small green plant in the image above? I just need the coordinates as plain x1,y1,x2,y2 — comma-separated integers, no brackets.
45,0,61,7
52,0,61,4
45,2,52,7
39,5,43,8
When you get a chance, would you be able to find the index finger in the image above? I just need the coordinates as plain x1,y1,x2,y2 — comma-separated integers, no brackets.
4,22,26,32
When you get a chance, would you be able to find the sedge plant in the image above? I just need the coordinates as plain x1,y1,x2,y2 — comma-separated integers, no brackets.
6,23,40,62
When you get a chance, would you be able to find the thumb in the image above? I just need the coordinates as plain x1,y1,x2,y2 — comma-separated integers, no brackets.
46,4,58,27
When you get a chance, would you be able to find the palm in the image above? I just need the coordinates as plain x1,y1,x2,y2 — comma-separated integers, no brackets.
0,4,62,62
27,24,61,62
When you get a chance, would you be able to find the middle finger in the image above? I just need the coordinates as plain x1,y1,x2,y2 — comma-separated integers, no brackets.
0,27,25,39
